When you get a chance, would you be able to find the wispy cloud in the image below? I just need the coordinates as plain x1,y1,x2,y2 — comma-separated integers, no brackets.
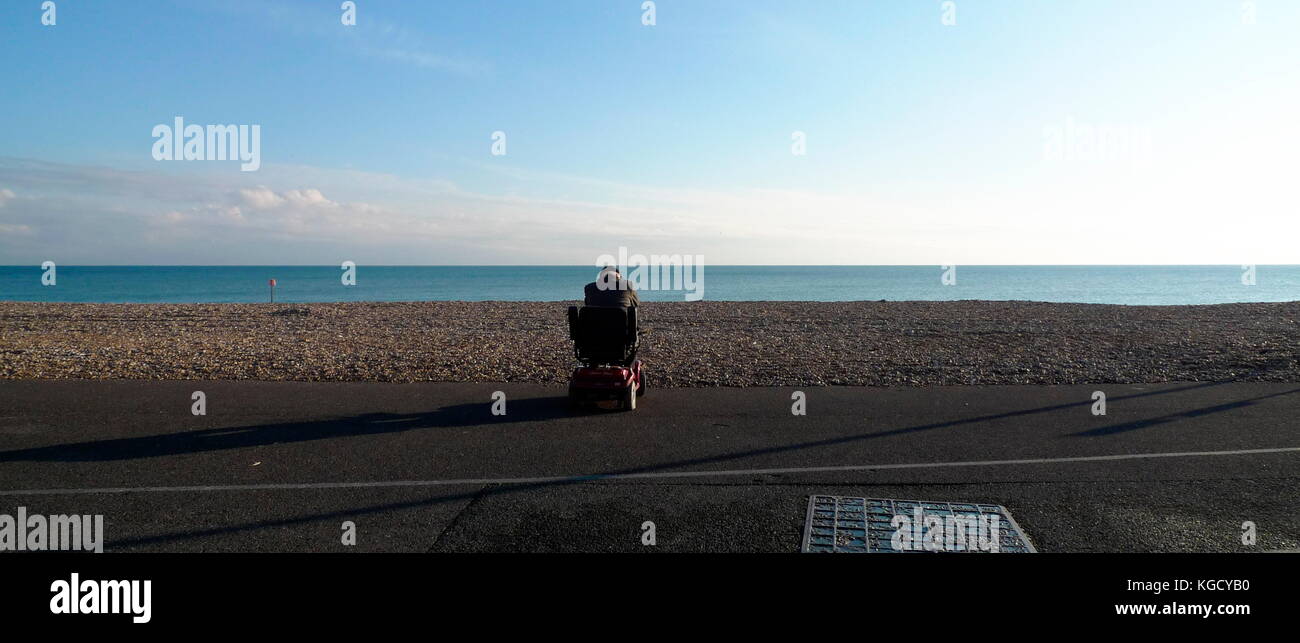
207,0,488,76
358,46,488,76
0,157,903,264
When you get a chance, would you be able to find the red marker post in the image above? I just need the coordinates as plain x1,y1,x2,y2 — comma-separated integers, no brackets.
269,278,277,303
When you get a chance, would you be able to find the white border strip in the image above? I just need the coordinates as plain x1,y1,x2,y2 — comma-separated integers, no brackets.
2,446,1296,497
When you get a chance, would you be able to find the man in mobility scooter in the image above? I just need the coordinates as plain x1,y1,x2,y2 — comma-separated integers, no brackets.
567,268,645,411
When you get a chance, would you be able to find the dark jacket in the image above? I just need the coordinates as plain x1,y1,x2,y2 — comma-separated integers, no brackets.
584,279,640,308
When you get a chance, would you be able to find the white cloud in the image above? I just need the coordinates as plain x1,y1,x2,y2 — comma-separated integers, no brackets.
236,187,342,212
281,189,333,208
237,187,286,210
0,188,14,207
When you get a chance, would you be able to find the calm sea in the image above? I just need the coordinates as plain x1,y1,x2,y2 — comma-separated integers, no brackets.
1,266,1296,305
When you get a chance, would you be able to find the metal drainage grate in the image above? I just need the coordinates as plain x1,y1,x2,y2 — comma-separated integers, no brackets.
802,496,1036,553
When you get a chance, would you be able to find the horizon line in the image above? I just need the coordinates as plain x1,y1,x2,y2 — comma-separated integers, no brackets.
1,264,1294,268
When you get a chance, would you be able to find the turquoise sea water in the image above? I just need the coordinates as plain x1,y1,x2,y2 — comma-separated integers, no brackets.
1,266,1297,305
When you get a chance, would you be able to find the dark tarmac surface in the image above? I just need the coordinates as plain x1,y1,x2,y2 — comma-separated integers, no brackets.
0,381,1295,552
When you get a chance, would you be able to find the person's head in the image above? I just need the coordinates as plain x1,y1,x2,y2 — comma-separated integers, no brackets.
597,266,621,289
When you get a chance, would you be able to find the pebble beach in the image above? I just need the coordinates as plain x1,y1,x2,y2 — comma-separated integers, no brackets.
1,300,1298,386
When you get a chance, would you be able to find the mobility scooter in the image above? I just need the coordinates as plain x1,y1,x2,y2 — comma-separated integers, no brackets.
566,305,645,410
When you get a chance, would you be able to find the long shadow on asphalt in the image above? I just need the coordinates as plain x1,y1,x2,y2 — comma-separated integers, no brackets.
0,396,579,463
0,382,1241,464
1068,386,1300,436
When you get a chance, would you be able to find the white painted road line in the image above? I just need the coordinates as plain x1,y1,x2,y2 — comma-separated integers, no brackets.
1,446,1297,497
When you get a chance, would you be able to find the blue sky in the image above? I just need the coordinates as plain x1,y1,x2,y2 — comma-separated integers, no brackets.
1,0,1298,264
